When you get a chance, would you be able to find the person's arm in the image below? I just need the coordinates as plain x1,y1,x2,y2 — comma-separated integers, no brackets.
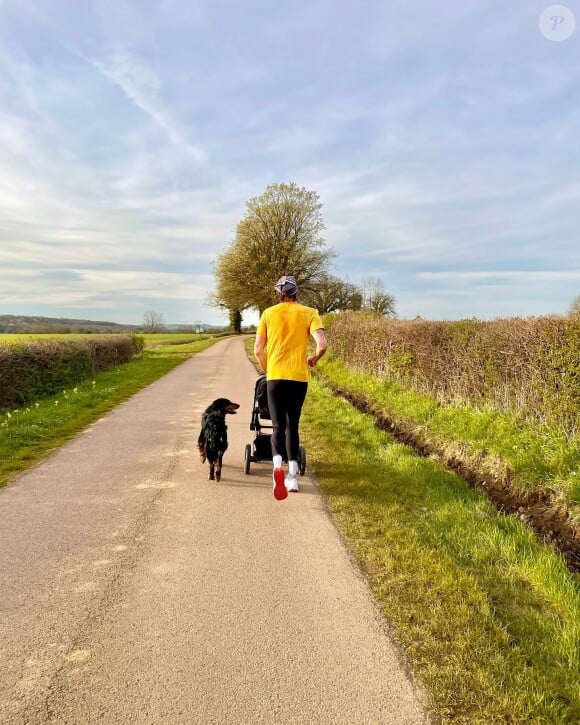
254,333,268,373
307,328,327,368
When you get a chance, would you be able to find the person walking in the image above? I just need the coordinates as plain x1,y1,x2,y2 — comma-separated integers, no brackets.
254,275,327,500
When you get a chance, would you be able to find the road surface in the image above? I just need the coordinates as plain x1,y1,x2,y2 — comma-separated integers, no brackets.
0,337,428,724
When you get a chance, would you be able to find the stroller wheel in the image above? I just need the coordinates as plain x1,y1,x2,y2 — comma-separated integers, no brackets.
244,444,251,474
298,446,306,475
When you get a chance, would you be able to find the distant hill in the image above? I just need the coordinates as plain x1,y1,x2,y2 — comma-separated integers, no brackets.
0,315,223,334
0,315,139,334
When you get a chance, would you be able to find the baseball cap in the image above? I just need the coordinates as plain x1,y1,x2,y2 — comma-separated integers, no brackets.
274,275,298,295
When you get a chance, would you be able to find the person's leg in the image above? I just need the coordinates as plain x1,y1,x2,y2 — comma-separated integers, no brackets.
267,380,288,500
285,382,307,492
267,380,287,459
284,382,308,460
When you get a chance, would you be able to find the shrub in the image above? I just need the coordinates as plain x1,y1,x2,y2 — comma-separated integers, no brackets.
327,313,580,436
0,335,144,409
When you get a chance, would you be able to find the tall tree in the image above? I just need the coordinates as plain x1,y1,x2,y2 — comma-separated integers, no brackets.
300,273,362,313
142,310,166,333
213,182,334,314
361,277,397,317
229,308,242,333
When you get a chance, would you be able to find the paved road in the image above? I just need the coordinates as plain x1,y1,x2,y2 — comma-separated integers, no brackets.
0,337,427,724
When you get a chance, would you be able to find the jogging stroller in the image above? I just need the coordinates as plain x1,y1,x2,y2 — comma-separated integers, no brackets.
244,374,306,476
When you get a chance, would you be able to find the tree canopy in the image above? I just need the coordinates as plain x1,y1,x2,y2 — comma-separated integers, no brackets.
212,182,396,321
361,277,397,317
300,273,361,313
213,182,334,314
142,310,165,333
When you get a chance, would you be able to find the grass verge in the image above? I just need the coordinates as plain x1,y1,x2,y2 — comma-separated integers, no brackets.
0,338,219,488
317,359,580,570
300,377,580,723
318,358,579,507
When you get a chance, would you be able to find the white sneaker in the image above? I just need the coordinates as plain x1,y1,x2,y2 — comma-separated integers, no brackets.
286,475,299,493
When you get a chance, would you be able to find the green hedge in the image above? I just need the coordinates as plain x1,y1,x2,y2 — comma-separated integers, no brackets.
0,335,144,409
326,313,580,437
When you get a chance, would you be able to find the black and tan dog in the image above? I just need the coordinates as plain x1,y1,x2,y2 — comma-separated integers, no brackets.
197,398,240,481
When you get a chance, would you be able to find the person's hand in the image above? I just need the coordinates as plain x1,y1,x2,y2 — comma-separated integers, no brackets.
307,355,317,368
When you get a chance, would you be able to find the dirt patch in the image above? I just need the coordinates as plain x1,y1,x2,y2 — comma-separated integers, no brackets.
327,381,580,572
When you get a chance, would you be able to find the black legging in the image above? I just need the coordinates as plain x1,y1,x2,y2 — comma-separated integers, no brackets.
267,380,308,461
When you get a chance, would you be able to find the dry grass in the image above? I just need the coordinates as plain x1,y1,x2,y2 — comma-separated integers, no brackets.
327,313,580,437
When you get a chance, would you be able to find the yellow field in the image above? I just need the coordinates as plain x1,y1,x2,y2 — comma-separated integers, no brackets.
0,333,212,348
0,333,95,345
140,333,211,346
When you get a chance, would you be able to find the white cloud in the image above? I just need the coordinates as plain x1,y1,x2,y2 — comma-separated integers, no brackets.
85,51,206,162
0,1,578,323
541,183,580,210
418,271,580,283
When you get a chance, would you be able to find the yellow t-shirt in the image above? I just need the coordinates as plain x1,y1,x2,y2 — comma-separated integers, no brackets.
257,302,324,382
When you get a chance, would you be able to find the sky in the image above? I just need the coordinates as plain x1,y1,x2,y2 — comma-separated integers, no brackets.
0,0,579,326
